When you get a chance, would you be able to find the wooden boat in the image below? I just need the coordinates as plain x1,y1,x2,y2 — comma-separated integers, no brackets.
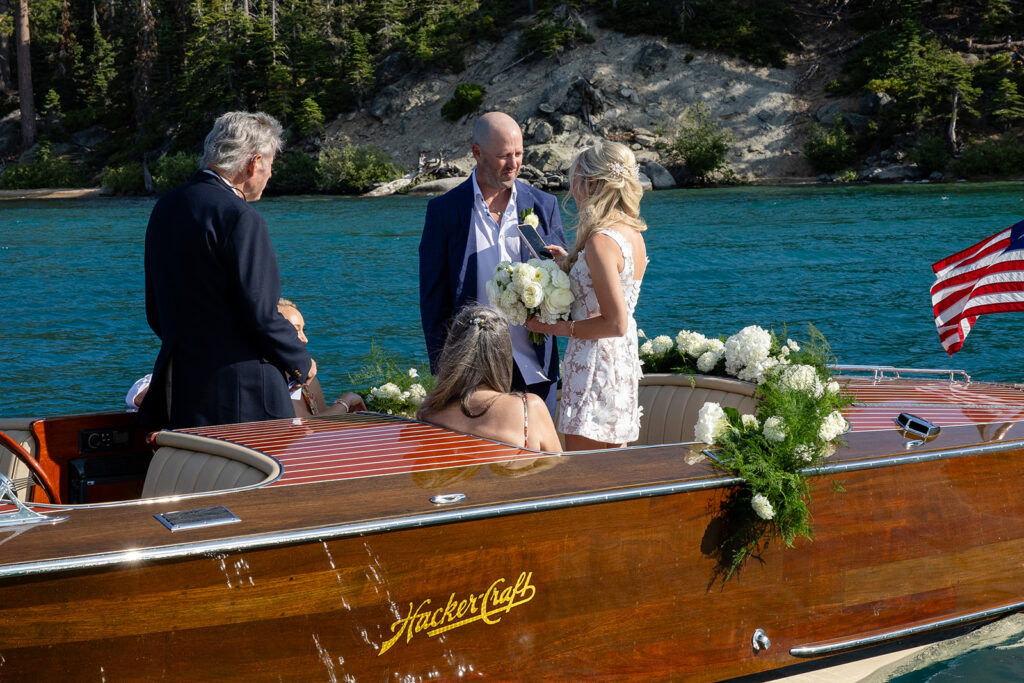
1,366,1023,681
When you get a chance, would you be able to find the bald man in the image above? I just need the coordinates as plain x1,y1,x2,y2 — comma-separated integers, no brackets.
419,112,567,413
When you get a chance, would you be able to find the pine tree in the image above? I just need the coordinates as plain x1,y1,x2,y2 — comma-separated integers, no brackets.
992,77,1024,126
345,28,374,107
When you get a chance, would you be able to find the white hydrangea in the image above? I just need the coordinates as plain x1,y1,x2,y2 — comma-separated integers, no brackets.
694,402,729,444
763,415,787,442
652,335,675,355
724,325,772,377
675,330,708,357
819,411,849,441
780,364,818,393
371,382,403,400
511,263,538,292
741,414,760,430
752,493,775,520
407,383,427,406
697,349,723,373
639,340,654,356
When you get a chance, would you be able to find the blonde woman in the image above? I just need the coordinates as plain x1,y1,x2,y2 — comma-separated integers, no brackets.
526,141,647,450
418,305,562,452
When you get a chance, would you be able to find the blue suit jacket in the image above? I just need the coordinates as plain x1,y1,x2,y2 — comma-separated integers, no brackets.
141,171,312,428
419,176,566,379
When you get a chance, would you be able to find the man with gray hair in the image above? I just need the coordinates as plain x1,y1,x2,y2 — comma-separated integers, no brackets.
141,111,317,428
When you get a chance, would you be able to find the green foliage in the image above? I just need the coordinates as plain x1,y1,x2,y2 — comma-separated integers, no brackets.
346,342,434,418
441,83,485,122
266,152,320,195
521,7,594,59
0,142,91,189
663,103,733,180
152,153,200,193
639,324,851,580
835,169,859,182
599,0,802,68
316,145,402,194
951,136,1024,178
296,97,326,138
908,134,949,176
803,120,857,174
101,163,148,195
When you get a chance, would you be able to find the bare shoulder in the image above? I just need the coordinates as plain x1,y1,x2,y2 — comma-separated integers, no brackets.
525,393,555,425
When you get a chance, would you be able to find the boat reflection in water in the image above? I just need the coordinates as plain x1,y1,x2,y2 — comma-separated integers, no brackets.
1,368,1024,681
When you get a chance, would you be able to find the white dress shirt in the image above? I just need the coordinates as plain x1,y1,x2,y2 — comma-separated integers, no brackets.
459,172,550,385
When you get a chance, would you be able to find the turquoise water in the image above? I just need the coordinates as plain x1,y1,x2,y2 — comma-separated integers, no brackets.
2,182,1024,678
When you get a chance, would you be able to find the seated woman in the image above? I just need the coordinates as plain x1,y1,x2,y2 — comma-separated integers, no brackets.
416,306,562,452
278,298,365,417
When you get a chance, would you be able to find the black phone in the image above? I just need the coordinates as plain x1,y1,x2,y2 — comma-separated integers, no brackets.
517,222,553,259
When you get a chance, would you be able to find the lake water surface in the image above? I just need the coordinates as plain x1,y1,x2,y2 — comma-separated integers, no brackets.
2,183,1024,679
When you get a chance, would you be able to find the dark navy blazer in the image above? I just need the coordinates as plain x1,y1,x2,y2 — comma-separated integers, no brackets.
418,177,566,379
141,171,312,428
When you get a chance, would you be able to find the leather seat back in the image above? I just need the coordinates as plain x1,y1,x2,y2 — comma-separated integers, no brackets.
0,418,38,500
142,432,281,498
634,374,758,446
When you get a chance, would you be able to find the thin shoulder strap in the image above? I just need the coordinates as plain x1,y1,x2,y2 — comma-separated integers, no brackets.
522,393,529,446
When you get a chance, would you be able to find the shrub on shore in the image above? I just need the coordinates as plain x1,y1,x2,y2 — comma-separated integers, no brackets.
662,103,734,181
0,142,91,189
803,120,857,174
441,83,485,122
152,153,200,193
266,151,319,195
952,136,1024,178
101,162,148,195
317,144,402,194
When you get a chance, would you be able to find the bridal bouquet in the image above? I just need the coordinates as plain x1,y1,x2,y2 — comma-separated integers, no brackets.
486,258,573,344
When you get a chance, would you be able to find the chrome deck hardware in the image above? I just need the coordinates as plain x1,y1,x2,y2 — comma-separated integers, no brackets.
752,628,771,653
0,473,67,528
830,364,970,384
894,413,941,439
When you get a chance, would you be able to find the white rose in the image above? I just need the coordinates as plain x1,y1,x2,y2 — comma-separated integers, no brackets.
485,278,502,306
520,281,544,309
523,212,540,228
495,264,513,285
408,368,419,378
787,339,800,352
752,493,775,520
547,286,573,313
763,415,787,442
826,380,840,395
694,402,729,444
549,268,571,290
511,263,537,292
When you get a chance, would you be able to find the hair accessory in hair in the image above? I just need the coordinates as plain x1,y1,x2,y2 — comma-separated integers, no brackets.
609,161,640,179
471,317,482,326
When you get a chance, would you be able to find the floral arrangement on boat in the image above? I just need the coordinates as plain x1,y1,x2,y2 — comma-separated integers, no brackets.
639,325,852,578
347,343,434,418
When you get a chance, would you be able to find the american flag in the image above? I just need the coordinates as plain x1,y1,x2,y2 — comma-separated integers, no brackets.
932,220,1024,355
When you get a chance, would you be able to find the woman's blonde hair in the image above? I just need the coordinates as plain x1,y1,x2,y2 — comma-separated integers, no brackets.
564,140,647,270
417,305,514,418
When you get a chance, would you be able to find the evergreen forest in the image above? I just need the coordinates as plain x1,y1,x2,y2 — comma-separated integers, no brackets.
1,0,1023,191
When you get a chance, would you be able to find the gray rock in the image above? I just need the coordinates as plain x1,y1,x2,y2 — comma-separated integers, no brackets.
376,52,406,86
71,125,110,148
643,161,676,190
929,171,944,181
634,43,674,76
818,173,832,183
538,102,557,115
631,143,642,151
858,92,893,116
816,102,845,126
842,112,871,134
526,145,572,173
533,120,554,144
634,149,661,164
519,164,544,180
634,134,657,147
369,85,404,121
407,176,468,195
859,164,918,181
554,115,578,134
637,172,653,191
756,109,775,123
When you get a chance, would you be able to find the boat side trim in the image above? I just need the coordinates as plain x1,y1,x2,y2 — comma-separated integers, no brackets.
790,600,1024,657
0,474,743,579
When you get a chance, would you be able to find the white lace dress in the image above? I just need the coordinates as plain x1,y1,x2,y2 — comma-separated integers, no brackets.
558,229,644,443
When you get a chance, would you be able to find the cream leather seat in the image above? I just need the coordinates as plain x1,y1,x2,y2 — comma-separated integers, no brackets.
633,373,757,446
142,431,281,498
0,418,38,500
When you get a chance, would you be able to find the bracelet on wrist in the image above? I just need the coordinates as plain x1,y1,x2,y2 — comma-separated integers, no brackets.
334,398,350,412
569,320,576,338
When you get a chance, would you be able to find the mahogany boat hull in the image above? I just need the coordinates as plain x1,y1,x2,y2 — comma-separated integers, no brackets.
2,432,1023,681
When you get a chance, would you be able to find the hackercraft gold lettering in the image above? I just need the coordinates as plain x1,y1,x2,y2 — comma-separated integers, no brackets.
378,571,536,656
